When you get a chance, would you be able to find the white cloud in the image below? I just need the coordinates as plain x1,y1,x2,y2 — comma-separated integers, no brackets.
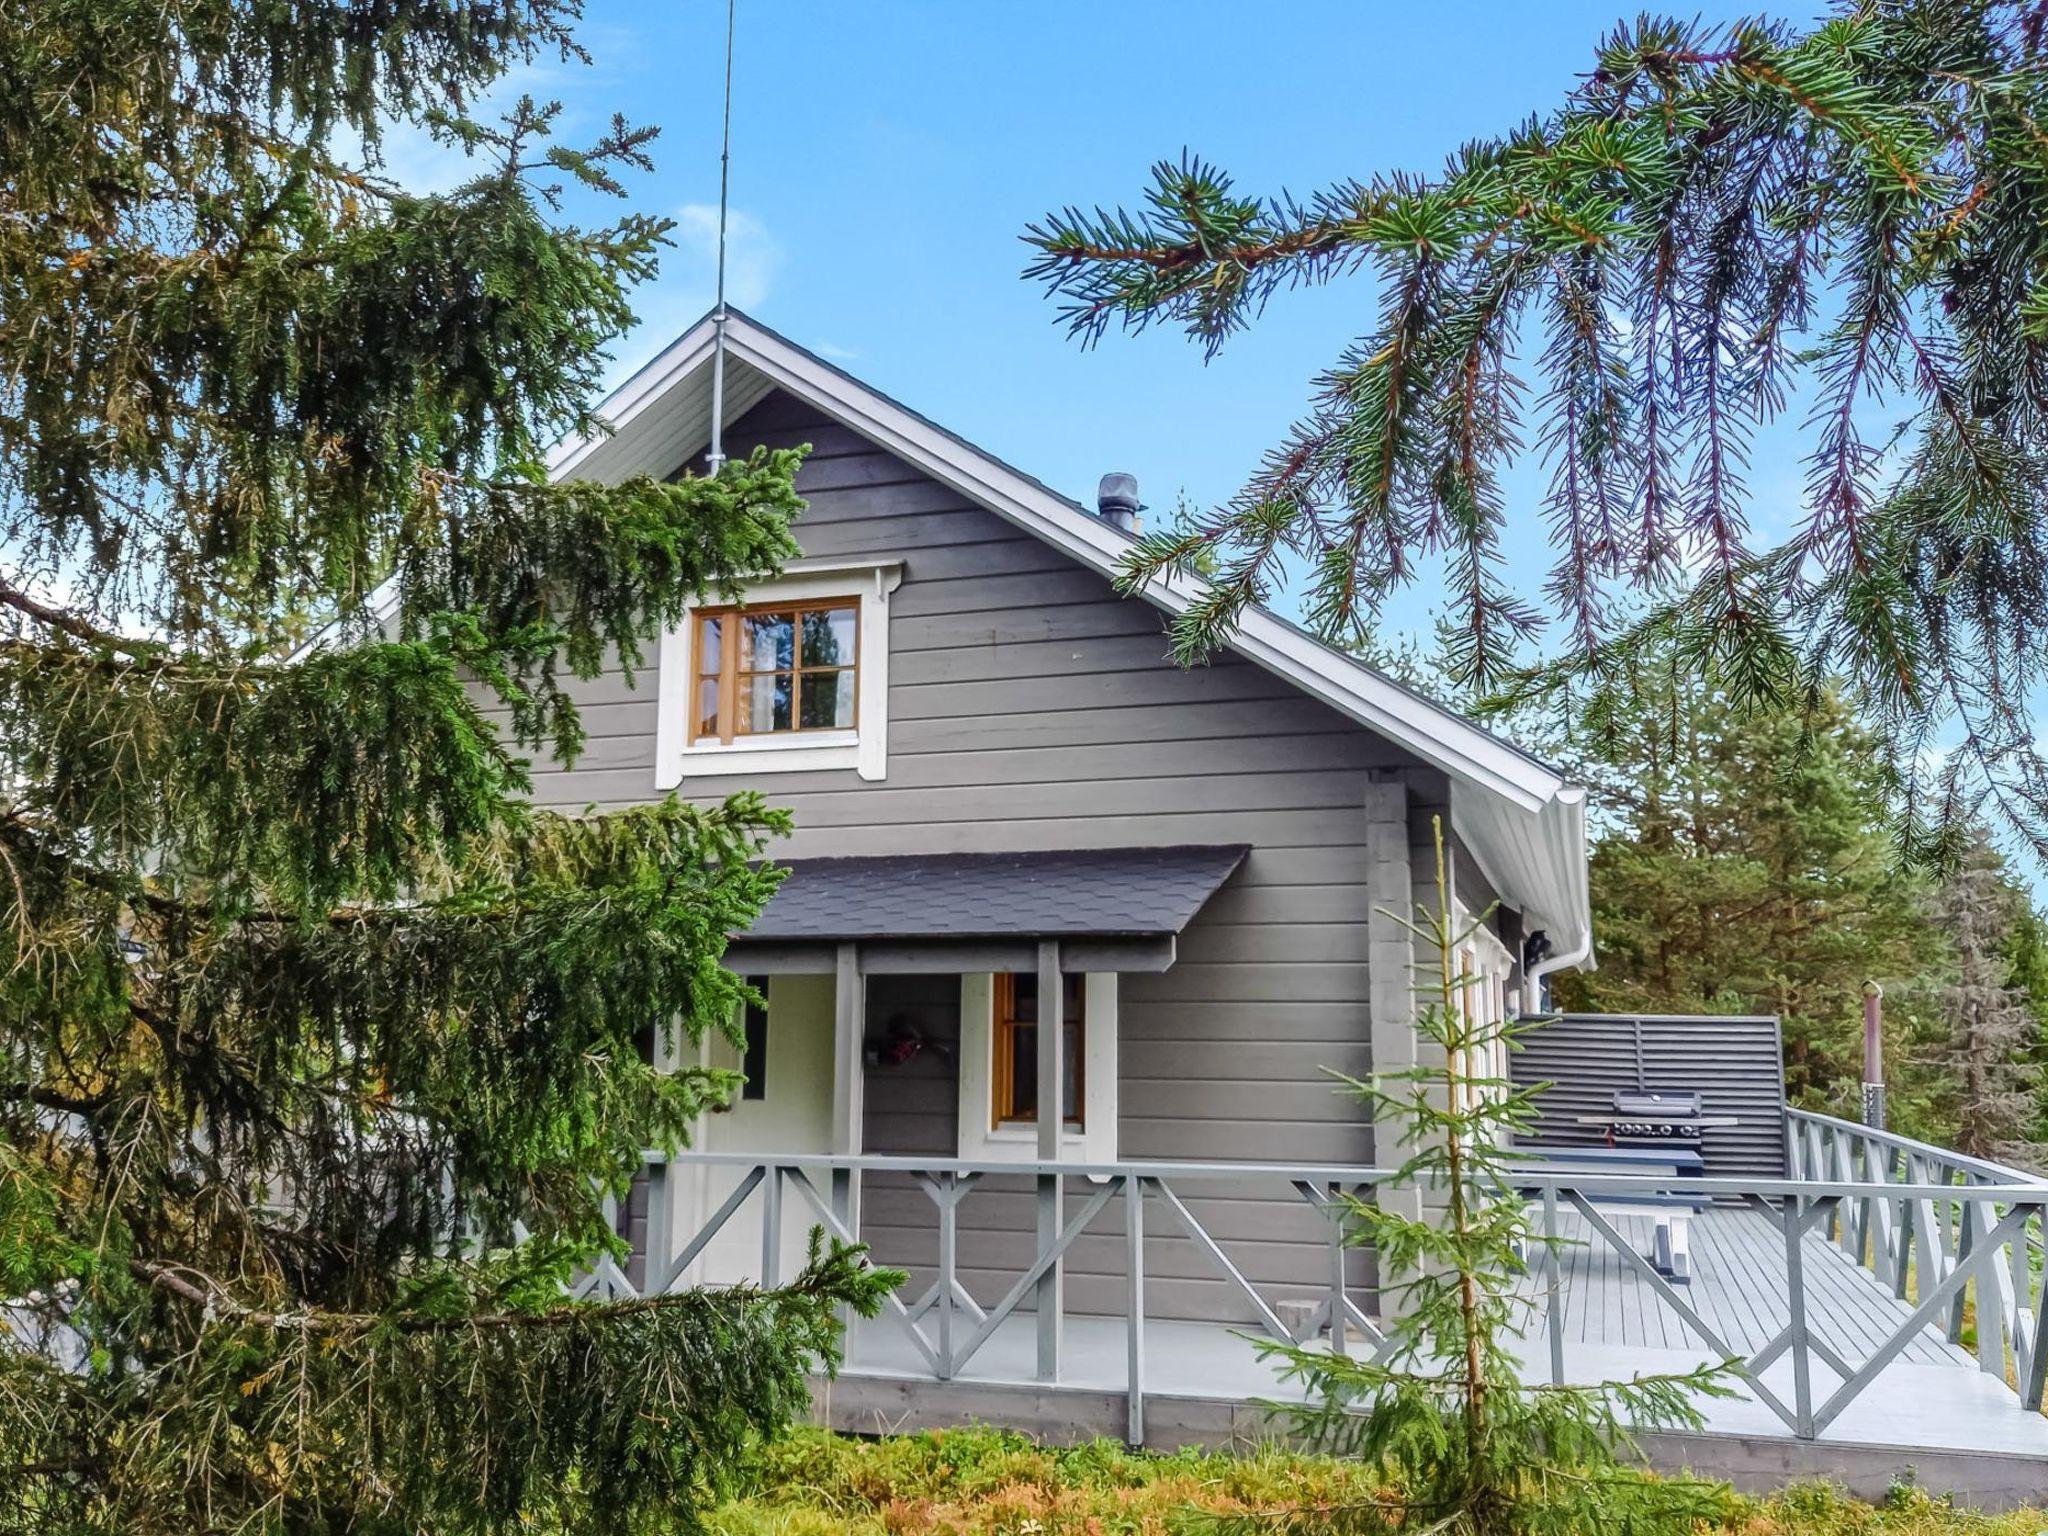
811,339,859,362
669,203,779,310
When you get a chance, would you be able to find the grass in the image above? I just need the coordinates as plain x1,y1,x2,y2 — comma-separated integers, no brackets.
706,1429,2048,1536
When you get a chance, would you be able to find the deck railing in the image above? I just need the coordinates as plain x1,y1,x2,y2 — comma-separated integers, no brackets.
1784,1107,2045,1400
581,1148,2048,1445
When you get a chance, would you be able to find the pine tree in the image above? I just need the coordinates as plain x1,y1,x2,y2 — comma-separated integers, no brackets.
0,5,892,1533
1535,670,1937,1115
1027,0,2048,859
1236,820,1728,1536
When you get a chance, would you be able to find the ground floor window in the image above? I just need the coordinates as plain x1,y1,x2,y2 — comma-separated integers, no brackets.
739,975,769,1101
991,971,1085,1129
957,971,1117,1163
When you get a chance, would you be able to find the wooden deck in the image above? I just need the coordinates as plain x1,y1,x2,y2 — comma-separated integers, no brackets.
652,1134,2048,1503
1525,1204,1967,1366
827,1203,2048,1505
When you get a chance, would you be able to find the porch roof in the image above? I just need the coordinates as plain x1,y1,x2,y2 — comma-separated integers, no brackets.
742,844,1250,942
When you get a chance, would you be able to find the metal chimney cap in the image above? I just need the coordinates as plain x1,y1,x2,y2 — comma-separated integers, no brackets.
1096,472,1142,530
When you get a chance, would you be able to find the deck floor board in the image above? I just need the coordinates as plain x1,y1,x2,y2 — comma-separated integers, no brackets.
1522,1205,1968,1366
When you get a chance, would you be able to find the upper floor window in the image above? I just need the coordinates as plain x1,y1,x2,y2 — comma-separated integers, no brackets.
692,600,859,744
654,560,901,787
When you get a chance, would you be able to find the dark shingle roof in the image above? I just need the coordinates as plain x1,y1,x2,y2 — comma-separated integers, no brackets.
741,845,1250,942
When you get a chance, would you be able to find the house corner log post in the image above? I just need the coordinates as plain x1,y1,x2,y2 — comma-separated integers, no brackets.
1364,773,1422,1318
1036,938,1065,1381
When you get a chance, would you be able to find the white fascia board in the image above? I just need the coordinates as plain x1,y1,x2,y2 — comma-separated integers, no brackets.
1533,787,1594,964
551,320,723,479
711,317,1565,816
1449,779,1594,962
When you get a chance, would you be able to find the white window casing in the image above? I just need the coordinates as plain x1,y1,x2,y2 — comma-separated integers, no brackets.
955,971,1117,1165
654,559,903,788
1455,906,1516,1109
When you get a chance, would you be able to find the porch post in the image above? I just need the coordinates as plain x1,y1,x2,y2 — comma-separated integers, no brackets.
1365,776,1422,1234
831,944,865,1284
1035,938,1064,1380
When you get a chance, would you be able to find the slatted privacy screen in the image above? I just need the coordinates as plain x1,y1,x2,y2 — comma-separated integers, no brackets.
1509,1013,1787,1178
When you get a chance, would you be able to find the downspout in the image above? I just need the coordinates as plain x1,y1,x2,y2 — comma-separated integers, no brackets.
1521,932,1592,1016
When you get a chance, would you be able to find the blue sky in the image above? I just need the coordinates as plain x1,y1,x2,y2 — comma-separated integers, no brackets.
415,0,1801,639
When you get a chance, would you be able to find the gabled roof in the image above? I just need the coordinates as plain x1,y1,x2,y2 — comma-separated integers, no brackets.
554,308,1592,959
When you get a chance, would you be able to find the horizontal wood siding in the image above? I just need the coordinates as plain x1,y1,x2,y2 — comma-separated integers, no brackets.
496,388,1431,1320
861,974,960,1159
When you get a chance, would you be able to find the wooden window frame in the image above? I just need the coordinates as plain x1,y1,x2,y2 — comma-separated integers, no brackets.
690,598,861,745
991,971,1085,1130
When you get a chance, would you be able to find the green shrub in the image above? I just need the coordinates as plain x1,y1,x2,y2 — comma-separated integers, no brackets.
708,1429,2048,1536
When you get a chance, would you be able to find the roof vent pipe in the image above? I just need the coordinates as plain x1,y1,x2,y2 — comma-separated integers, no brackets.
1096,472,1142,532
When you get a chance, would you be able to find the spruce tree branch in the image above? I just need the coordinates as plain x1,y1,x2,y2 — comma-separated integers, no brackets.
0,582,160,659
1044,217,1352,276
0,1081,113,1118
166,96,400,204
129,1256,853,1334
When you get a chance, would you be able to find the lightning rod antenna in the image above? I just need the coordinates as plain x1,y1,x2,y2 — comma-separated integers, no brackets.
705,0,737,475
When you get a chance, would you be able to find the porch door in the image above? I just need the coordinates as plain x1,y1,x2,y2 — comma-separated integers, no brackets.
671,973,837,1287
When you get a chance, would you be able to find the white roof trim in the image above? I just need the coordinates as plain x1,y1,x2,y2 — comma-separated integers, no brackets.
552,326,721,479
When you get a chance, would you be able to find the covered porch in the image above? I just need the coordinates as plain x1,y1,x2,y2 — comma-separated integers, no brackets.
649,843,1371,1335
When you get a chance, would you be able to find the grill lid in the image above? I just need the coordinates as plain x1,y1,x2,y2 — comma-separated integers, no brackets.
1612,1089,1704,1118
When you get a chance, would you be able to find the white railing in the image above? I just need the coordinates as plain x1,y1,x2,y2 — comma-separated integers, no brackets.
1785,1107,2046,1409
571,1148,2048,1446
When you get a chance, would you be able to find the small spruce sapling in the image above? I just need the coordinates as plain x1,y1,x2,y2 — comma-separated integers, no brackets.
1232,817,1733,1536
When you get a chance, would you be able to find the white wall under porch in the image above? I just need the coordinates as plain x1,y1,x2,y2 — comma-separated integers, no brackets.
651,946,1371,1333
659,939,1113,1312
665,974,838,1289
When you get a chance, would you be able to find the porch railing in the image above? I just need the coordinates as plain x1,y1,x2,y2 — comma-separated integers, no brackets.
612,1153,1387,1443
573,1149,2048,1446
1784,1107,2045,1399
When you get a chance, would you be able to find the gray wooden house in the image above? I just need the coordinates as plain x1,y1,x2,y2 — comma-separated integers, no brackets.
513,308,1588,1309
448,310,2048,1499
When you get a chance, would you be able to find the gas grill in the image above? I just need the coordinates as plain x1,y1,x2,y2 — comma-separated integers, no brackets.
1530,1090,1740,1283
1576,1089,1737,1148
